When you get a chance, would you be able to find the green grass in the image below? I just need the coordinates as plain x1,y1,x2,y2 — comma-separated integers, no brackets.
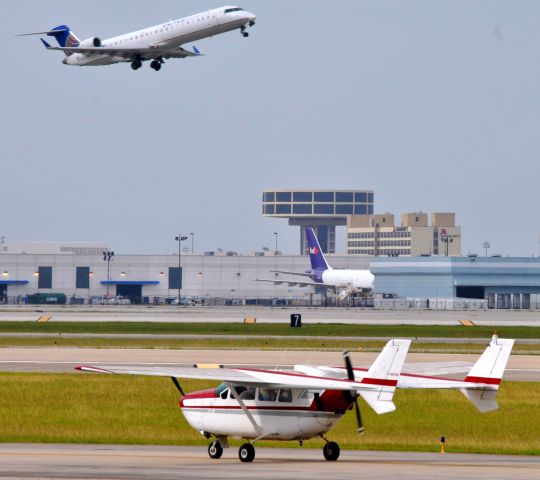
0,336,538,354
0,321,539,338
0,373,538,454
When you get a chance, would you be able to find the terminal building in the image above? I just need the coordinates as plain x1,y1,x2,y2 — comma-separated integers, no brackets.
371,256,540,309
262,189,374,254
347,212,461,257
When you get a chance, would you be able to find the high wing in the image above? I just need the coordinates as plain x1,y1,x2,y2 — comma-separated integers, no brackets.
76,339,412,415
76,364,382,392
45,45,201,59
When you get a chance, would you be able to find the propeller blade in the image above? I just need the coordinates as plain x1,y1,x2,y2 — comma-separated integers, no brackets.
343,350,355,381
170,377,185,396
354,397,365,435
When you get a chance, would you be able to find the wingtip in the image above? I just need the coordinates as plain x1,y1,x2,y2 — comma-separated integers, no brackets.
40,38,51,49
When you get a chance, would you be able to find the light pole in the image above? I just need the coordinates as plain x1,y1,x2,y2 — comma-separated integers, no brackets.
175,235,188,302
190,232,194,254
483,241,490,257
102,250,114,298
273,232,278,255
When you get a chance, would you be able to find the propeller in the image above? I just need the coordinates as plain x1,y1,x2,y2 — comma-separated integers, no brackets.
170,377,185,396
343,351,364,435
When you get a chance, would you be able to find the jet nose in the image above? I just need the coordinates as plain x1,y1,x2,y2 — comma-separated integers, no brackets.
247,12,256,24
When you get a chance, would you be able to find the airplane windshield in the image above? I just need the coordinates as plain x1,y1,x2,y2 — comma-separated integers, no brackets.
224,7,244,13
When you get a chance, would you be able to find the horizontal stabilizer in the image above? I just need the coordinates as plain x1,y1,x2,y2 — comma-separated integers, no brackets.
357,390,396,414
17,28,69,37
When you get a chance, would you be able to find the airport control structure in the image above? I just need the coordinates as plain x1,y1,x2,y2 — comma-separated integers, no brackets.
1,188,538,309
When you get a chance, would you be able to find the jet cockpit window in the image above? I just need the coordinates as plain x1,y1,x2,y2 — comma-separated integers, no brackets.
224,7,244,13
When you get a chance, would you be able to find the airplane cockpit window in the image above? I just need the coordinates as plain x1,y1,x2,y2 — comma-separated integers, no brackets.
235,385,256,400
224,7,244,14
258,388,278,402
278,389,293,402
215,383,228,399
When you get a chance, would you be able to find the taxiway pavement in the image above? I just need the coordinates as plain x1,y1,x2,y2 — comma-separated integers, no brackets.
0,444,538,480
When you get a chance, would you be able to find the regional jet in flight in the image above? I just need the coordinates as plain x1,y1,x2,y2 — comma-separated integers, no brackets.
18,6,256,71
257,227,374,299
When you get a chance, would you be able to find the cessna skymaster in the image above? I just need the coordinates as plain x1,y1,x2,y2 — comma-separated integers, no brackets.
18,6,256,71
257,227,374,299
76,335,513,463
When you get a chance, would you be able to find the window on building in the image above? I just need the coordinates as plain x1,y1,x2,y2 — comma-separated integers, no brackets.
367,192,374,203
314,204,334,214
263,192,275,202
314,191,334,202
368,205,374,214
336,204,353,214
76,267,90,289
354,204,367,214
276,204,291,214
276,191,292,202
293,204,312,214
263,204,275,214
293,191,312,202
336,192,353,202
354,192,367,203
38,266,52,289
169,267,182,290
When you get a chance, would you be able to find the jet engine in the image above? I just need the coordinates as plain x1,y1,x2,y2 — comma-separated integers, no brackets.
79,37,102,47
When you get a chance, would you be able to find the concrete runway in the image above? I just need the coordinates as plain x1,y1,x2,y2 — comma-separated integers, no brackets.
0,444,538,480
0,347,538,381
1,305,540,325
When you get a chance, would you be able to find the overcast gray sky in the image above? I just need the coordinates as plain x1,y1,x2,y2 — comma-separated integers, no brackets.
2,1,539,255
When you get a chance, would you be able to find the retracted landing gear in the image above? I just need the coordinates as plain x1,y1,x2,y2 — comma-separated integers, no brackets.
208,440,223,459
240,25,249,37
322,441,340,461
238,443,255,462
150,58,163,71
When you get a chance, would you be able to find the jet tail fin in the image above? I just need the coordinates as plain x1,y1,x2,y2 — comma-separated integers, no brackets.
305,227,330,272
358,339,411,414
461,334,514,412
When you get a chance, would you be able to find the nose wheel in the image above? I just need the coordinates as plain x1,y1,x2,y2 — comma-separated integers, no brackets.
238,443,255,462
323,441,340,461
208,440,223,459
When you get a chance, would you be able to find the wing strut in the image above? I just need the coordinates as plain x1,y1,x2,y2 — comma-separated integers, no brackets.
226,382,262,436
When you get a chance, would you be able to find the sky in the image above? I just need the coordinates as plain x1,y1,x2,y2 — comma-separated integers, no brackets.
2,1,539,256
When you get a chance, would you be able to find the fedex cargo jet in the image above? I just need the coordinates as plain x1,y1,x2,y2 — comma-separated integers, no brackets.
257,228,374,299
18,6,255,71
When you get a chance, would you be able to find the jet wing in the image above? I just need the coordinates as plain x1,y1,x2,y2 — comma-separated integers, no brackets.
45,45,201,59
76,364,387,392
255,278,334,289
269,270,312,277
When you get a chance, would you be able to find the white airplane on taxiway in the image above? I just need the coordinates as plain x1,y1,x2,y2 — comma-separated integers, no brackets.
76,335,513,462
18,6,256,71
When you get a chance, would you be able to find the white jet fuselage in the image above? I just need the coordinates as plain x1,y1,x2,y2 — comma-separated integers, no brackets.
320,269,374,291
64,7,255,66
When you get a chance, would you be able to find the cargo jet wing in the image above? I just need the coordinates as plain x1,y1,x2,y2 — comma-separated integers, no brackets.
255,278,329,288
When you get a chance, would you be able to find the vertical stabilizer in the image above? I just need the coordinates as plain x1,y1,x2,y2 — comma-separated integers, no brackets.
358,339,411,414
461,334,514,412
305,227,330,272
47,25,80,55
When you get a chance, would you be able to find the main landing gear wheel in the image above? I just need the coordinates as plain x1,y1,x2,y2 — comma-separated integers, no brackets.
323,441,340,461
238,443,255,462
131,60,142,70
208,440,223,459
242,31,249,37
150,60,162,71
